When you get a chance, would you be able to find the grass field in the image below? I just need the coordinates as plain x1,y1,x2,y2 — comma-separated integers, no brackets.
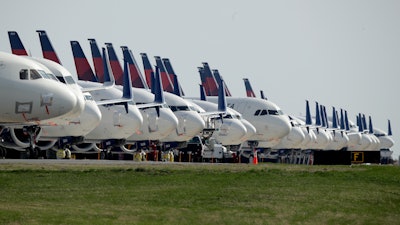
0,161,399,225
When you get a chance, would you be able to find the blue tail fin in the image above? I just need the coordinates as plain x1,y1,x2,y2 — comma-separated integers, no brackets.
105,43,124,85
155,56,174,93
122,57,133,100
154,66,165,103
243,78,256,97
172,74,182,97
213,69,231,96
340,109,345,130
315,102,321,126
140,53,154,89
163,58,185,96
368,116,374,134
305,100,312,125
388,119,392,136
217,77,227,112
88,39,104,82
362,114,367,131
200,84,207,101
70,40,97,82
36,30,61,64
332,107,338,128
8,31,28,56
320,105,326,127
101,47,113,84
202,63,219,96
121,46,148,89
344,110,350,131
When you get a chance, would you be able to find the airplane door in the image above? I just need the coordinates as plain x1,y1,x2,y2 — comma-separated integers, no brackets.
176,116,186,135
148,109,158,132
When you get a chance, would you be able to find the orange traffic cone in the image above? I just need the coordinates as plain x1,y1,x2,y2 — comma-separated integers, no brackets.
252,151,258,165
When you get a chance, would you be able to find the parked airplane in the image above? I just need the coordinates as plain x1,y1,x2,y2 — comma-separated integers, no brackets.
198,64,292,148
0,51,84,155
83,41,178,148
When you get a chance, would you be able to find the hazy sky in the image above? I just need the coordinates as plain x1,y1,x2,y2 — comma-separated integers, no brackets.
1,0,399,158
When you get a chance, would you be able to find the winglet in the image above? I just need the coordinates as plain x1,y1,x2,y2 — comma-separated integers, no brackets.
260,90,267,100
8,31,28,55
154,66,164,104
315,102,321,126
368,116,374,134
340,109,345,130
305,100,312,125
323,106,329,128
121,46,148,89
320,105,326,127
243,78,256,97
344,110,350,131
217,77,227,112
200,84,207,101
36,30,61,64
101,47,115,85
70,40,98,82
140,53,154,88
388,119,392,136
332,107,338,128
88,39,104,82
105,43,124,85
122,58,133,100
362,114,367,132
357,113,363,132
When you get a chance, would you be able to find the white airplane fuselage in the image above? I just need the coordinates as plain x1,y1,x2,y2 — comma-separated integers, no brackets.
0,52,83,125
207,97,291,148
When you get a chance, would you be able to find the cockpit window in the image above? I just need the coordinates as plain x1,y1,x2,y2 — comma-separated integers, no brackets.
170,105,190,112
260,110,268,115
20,69,28,80
57,76,66,83
254,109,261,116
64,76,76,85
30,69,42,79
268,110,279,115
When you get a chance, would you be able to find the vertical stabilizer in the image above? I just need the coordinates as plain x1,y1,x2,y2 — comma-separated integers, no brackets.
368,116,374,134
105,43,124,85
8,31,28,55
344,110,350,131
172,74,183,97
141,53,154,88
70,41,97,82
88,39,104,82
315,102,321,126
243,78,256,97
121,46,148,89
155,56,174,93
202,63,219,96
200,84,207,101
163,58,184,96
101,47,114,84
388,120,392,136
213,69,231,96
217,78,227,112
154,66,165,103
305,100,312,125
36,30,61,64
340,109,345,130
332,107,338,128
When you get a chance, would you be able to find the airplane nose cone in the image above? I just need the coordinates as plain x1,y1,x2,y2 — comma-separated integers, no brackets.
78,101,102,135
216,119,247,145
269,115,292,139
53,85,80,117
184,112,206,137
240,119,257,141
378,135,394,149
158,108,179,138
126,106,144,133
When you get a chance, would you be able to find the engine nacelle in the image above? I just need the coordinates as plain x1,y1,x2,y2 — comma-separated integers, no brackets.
0,127,42,150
